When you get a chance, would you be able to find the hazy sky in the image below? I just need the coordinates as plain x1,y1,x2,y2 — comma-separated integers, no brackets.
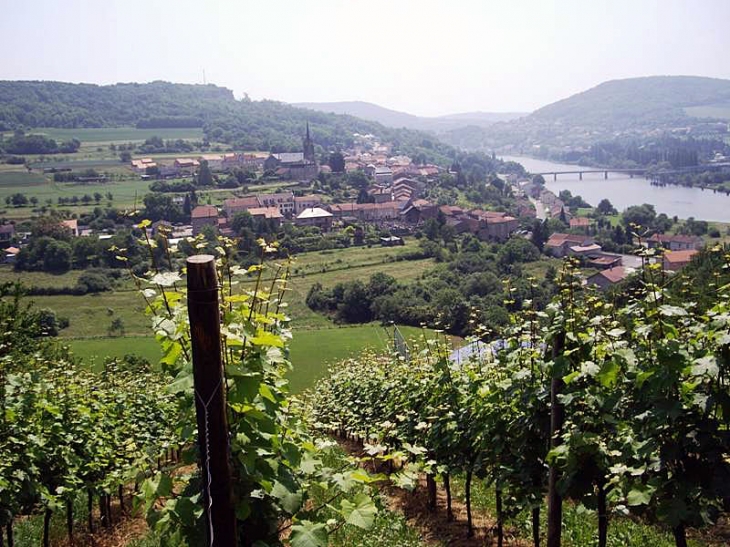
1,0,729,116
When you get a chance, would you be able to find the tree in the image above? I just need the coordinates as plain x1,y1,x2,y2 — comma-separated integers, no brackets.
197,160,214,186
43,240,72,272
328,151,345,173
10,193,28,206
119,151,132,162
532,174,546,186
596,198,617,216
622,203,656,230
29,196,38,207
531,219,548,251
108,317,125,337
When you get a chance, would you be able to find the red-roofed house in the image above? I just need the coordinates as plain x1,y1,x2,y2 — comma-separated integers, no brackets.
587,266,629,290
645,234,703,251
191,205,219,235
662,249,699,272
569,217,591,230
545,233,594,257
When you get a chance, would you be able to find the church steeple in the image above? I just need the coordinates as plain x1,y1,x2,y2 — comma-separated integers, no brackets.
303,122,315,162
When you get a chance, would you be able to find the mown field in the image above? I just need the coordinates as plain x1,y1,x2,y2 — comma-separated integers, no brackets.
3,243,440,391
19,127,205,144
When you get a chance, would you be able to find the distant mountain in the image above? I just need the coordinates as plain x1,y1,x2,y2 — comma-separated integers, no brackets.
440,75,730,151
294,101,525,132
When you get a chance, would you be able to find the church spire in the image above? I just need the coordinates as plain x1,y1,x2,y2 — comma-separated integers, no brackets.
303,122,315,163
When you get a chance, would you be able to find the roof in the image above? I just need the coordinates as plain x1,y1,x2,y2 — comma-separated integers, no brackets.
5,246,19,254
648,233,702,244
273,152,305,164
569,217,591,227
294,194,322,203
62,219,78,230
175,158,200,167
546,233,588,247
224,196,260,209
570,244,602,253
591,266,627,284
200,154,224,161
247,207,283,220
191,205,218,219
297,207,333,220
0,224,14,234
663,249,699,263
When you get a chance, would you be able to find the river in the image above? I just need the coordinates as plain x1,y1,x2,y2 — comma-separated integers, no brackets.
501,155,730,222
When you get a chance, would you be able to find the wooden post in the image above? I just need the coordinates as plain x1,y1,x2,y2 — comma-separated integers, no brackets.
187,255,238,547
547,332,565,547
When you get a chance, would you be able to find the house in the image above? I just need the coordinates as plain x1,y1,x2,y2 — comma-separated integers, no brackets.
247,207,284,226
257,192,295,217
478,215,520,242
199,154,225,171
223,196,261,218
174,158,200,174
663,249,699,272
545,233,595,257
61,219,80,237
131,158,157,173
263,125,318,180
191,205,219,235
294,194,323,215
373,166,393,184
295,207,333,231
401,199,438,224
569,217,591,230
586,254,622,269
0,224,15,246
328,202,401,222
645,234,704,251
367,186,392,203
587,266,629,290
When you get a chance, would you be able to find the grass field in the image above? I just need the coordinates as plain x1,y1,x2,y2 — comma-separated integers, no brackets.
27,127,205,143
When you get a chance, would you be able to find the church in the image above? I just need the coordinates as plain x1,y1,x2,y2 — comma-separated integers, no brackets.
263,124,319,181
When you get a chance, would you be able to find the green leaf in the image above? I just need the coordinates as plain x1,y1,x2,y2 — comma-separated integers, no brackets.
340,493,377,529
627,484,654,506
290,521,328,547
271,481,303,514
597,360,620,388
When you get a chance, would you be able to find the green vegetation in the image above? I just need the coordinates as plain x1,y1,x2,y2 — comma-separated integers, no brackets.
310,255,730,547
32,126,205,143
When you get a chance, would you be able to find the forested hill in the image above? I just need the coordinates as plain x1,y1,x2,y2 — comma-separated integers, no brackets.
530,75,730,127
441,76,730,151
0,80,458,162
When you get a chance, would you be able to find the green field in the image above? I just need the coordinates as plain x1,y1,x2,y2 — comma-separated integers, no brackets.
25,127,205,143
11,244,440,390
66,324,456,392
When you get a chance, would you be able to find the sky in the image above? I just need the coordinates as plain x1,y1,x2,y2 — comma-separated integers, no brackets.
1,0,729,117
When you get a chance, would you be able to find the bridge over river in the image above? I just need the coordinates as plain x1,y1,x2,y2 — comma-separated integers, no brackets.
534,163,730,181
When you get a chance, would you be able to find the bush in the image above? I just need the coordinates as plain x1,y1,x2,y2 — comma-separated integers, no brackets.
76,270,113,293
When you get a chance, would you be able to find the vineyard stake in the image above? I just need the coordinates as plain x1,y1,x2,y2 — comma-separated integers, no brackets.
188,255,238,547
547,332,565,547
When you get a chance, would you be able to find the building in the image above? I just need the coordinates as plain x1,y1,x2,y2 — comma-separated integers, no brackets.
545,233,595,257
401,199,439,224
645,234,704,251
587,266,629,290
61,219,80,237
257,192,295,217
295,207,334,231
380,236,404,247
663,249,699,272
191,205,219,235
569,217,591,230
373,166,393,184
174,158,200,174
4,246,19,264
329,201,402,222
294,194,323,215
263,125,318,180
223,196,261,218
131,158,157,174
247,207,284,226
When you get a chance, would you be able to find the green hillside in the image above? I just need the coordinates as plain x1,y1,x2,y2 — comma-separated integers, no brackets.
440,75,730,151
530,75,730,128
0,80,457,163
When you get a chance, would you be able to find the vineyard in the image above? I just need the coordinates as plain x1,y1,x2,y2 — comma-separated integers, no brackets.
309,256,730,547
0,285,179,547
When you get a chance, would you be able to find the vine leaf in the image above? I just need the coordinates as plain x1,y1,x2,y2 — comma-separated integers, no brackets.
339,493,377,529
290,521,328,547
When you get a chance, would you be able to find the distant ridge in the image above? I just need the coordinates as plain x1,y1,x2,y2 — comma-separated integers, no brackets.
293,100,526,132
